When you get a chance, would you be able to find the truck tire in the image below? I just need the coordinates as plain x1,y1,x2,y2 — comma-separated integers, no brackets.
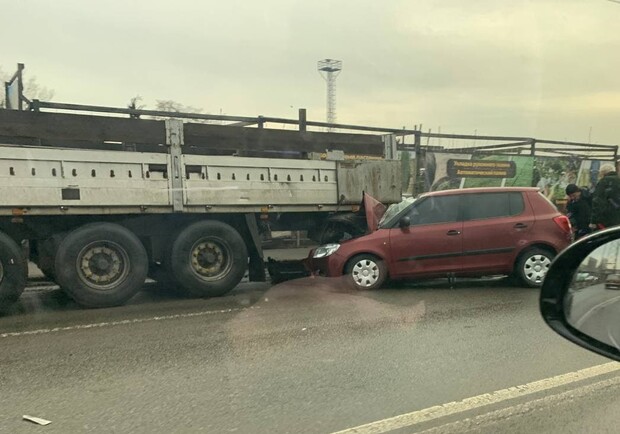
170,220,247,297
54,223,148,308
0,231,27,309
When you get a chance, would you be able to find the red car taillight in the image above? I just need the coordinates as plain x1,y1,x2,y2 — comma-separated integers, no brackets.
553,215,572,235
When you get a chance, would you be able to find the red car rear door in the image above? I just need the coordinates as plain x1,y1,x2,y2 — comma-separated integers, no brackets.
460,191,533,275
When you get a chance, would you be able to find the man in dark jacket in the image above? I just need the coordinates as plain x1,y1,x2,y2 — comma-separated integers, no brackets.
590,166,620,230
565,184,592,240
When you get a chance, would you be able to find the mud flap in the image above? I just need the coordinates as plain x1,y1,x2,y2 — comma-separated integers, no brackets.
245,213,266,282
248,251,267,282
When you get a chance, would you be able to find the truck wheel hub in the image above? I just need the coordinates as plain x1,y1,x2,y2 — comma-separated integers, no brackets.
190,240,232,280
94,256,111,271
78,243,129,289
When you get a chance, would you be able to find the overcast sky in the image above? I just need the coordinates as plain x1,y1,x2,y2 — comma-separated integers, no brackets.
3,0,620,144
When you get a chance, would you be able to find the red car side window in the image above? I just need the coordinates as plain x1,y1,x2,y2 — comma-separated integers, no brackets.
408,195,460,226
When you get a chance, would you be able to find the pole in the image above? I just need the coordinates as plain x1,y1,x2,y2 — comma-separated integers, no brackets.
298,108,307,132
17,63,25,111
414,130,422,195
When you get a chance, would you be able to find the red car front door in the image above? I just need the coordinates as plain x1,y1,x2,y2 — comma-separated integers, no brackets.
388,195,463,279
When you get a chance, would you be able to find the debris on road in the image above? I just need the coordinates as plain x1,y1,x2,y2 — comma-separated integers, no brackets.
23,415,52,426
267,258,310,284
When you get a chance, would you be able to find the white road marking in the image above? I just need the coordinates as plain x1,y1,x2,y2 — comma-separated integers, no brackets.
331,362,620,434
0,306,258,338
417,374,620,434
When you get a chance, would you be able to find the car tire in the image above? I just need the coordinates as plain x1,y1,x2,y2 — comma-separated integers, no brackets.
515,248,555,288
345,254,387,290
169,221,248,298
54,223,148,308
0,231,27,310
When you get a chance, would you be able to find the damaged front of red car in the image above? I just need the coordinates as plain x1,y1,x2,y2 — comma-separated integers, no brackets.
305,193,398,288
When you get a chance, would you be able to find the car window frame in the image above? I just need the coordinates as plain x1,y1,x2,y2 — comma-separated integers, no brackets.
384,194,463,229
462,191,525,222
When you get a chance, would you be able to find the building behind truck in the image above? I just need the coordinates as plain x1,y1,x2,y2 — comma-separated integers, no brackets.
0,99,402,310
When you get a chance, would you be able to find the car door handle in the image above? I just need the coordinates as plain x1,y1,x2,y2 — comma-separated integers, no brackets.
447,230,461,236
514,223,528,229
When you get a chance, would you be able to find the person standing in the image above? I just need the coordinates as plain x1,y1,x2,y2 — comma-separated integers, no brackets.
565,184,592,240
590,165,620,231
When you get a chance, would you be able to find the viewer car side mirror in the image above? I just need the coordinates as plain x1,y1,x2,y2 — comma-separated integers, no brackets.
399,216,411,228
540,227,620,361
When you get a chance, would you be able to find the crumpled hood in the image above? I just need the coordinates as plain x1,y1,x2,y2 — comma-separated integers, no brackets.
362,192,387,232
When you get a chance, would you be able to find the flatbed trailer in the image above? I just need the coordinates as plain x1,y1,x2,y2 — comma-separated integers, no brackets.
0,102,401,309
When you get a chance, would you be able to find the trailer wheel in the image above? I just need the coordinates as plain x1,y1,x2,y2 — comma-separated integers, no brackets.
170,221,247,297
0,231,27,309
55,223,148,308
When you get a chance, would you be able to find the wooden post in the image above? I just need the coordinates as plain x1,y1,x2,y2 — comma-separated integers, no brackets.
414,130,423,195
17,63,25,111
298,108,307,132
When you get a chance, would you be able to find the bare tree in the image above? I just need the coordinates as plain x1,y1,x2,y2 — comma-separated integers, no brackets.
127,95,145,119
1,65,54,107
155,100,204,115
124,97,216,124
23,76,54,101
0,66,8,107
153,100,215,123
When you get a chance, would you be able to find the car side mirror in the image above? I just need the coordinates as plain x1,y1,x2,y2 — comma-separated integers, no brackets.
540,227,620,361
399,216,411,228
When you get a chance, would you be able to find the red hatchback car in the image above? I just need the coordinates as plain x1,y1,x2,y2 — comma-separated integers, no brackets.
308,187,572,289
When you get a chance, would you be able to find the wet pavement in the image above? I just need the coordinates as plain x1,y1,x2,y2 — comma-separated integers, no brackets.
0,275,617,433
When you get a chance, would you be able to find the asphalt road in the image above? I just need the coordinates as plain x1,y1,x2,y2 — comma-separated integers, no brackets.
1,275,619,433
